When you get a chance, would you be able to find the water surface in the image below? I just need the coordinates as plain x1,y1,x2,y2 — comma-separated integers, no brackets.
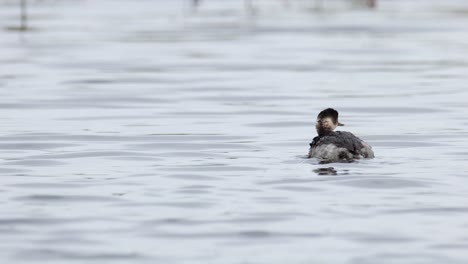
1,0,468,263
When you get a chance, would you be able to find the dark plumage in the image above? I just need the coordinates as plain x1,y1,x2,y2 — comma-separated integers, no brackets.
311,131,364,154
317,108,339,124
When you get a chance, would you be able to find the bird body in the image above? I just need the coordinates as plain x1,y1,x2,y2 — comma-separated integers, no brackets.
309,131,374,162
308,108,374,163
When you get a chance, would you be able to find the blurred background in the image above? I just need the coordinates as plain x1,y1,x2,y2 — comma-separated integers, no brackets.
1,0,468,263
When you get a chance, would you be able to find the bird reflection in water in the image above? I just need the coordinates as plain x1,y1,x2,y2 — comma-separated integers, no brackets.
313,167,350,176
313,167,337,175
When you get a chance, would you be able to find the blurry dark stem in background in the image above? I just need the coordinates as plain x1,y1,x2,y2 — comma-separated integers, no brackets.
367,0,376,8
244,0,256,15
192,0,256,14
315,0,323,10
20,0,27,30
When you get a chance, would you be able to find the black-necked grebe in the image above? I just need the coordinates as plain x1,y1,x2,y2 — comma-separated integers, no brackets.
308,108,374,163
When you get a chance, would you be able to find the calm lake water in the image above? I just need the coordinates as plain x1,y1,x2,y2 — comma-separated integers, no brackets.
1,0,468,263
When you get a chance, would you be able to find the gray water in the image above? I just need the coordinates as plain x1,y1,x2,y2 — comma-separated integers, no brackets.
1,0,468,263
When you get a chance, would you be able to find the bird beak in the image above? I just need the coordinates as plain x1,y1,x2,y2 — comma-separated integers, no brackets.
337,122,344,126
